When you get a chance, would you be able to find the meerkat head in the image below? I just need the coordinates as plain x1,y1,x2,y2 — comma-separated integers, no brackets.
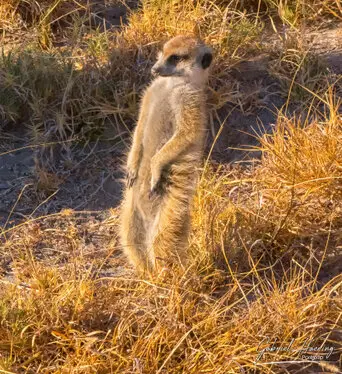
151,35,213,85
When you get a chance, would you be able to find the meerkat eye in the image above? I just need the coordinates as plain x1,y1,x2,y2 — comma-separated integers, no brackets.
167,54,190,65
167,54,181,65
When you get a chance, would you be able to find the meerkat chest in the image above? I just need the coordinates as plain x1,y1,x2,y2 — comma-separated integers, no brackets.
143,81,178,151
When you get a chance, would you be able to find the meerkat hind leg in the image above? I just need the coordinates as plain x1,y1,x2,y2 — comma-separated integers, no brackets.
120,191,152,273
149,191,191,271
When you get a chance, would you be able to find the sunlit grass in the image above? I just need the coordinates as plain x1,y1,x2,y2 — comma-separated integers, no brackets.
0,0,341,372
1,91,341,372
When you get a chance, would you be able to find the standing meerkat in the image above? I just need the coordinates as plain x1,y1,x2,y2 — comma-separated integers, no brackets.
120,35,213,273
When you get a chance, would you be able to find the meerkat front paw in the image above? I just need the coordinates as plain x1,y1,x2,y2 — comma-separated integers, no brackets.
149,159,163,198
149,180,164,199
126,167,138,188
149,172,161,198
149,158,173,199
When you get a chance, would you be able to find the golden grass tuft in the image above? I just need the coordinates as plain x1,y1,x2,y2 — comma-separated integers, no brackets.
193,93,342,270
0,261,341,373
258,97,342,194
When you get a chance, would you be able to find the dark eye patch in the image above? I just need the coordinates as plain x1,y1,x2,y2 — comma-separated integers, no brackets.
167,54,189,65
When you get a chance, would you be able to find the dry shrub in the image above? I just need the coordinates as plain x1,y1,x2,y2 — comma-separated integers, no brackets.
0,242,340,372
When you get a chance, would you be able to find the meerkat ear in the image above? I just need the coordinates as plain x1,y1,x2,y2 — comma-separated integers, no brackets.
201,50,213,69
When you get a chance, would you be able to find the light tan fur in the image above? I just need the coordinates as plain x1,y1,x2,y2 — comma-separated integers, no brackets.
119,35,213,274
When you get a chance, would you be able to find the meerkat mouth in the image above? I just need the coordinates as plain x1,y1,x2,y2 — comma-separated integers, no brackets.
153,71,185,78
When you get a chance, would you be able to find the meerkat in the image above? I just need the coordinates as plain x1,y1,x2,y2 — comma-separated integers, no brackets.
119,35,213,274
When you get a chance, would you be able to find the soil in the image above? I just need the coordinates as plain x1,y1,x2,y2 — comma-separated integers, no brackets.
0,135,124,226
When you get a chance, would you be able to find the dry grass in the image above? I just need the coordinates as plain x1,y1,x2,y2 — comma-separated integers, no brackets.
266,0,342,25
232,0,342,25
0,259,340,373
195,90,342,254
0,0,341,373
1,94,341,373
